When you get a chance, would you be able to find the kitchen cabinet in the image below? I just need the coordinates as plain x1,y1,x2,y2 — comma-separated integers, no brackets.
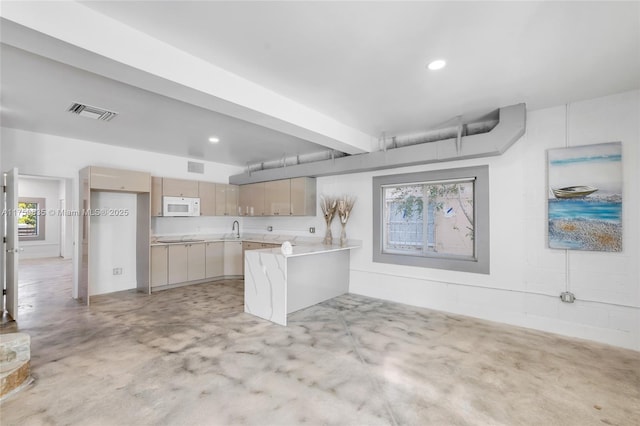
224,240,243,276
215,184,239,216
151,176,163,217
239,182,265,216
168,244,188,284
205,242,224,278
265,179,291,216
199,181,216,216
188,243,206,281
162,178,199,197
237,177,316,217
290,177,316,216
167,243,205,284
89,166,150,192
150,245,169,287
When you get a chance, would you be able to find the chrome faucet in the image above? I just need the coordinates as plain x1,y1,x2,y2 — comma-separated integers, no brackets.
232,220,240,239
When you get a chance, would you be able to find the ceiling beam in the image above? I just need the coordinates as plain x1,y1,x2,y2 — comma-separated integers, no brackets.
0,2,374,154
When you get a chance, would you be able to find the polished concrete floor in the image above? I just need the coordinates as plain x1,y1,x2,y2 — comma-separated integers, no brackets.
1,257,639,425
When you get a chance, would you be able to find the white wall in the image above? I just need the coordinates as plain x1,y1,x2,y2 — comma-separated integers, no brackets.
243,215,325,239
18,176,62,259
152,216,244,237
0,127,243,181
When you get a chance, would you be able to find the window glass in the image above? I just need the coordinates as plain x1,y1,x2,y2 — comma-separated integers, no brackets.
372,166,489,274
18,197,46,241
383,179,475,259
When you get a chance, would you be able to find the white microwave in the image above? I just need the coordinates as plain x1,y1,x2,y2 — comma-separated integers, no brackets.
163,196,200,217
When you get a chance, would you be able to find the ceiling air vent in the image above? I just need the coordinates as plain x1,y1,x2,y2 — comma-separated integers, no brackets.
67,103,118,121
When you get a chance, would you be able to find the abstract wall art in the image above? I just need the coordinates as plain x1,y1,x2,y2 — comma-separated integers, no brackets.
547,142,622,252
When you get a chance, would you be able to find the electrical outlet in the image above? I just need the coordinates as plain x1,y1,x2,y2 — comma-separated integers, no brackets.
112,268,123,276
309,227,315,234
560,291,575,303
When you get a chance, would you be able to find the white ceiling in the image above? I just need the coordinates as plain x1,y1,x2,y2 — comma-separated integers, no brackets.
1,1,639,166
0,44,327,165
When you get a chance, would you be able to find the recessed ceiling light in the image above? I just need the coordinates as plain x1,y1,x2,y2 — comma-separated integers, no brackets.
427,59,446,71
208,137,220,143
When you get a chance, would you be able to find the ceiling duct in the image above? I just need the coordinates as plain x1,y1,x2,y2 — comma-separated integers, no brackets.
247,150,348,174
379,118,499,151
67,102,118,121
245,116,498,174
230,103,525,185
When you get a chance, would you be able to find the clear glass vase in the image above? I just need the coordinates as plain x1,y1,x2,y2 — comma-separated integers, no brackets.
323,222,333,245
340,222,347,246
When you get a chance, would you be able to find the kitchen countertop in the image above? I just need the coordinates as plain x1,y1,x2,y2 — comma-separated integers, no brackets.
151,233,361,257
150,233,354,247
251,241,361,257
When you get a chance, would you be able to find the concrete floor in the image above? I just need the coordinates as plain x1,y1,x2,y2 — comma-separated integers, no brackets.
0,257,639,425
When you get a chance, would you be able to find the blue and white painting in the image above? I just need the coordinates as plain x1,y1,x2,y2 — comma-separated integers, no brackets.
548,142,622,252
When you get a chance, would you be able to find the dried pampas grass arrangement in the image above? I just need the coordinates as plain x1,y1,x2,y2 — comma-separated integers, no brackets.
337,195,356,245
320,195,338,244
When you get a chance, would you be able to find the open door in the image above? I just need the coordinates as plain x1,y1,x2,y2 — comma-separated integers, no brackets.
4,168,19,321
78,167,90,305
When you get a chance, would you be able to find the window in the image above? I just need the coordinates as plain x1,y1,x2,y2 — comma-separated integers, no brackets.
18,197,46,241
373,166,489,274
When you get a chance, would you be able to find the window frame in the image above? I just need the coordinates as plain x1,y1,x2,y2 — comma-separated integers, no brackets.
18,197,46,241
372,165,490,274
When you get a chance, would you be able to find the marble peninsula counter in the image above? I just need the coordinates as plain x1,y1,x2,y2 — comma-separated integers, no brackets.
244,241,361,326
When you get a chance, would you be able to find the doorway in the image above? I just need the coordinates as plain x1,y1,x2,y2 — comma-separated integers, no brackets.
2,173,75,323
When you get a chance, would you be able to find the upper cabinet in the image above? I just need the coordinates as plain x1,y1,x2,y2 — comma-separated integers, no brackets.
290,177,316,216
239,182,265,216
238,177,316,217
265,179,291,216
148,175,316,217
215,183,239,216
151,177,235,217
151,176,163,217
162,178,199,197
199,181,216,216
88,166,150,193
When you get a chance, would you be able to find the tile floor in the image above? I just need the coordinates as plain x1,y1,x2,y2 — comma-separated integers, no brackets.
0,257,639,425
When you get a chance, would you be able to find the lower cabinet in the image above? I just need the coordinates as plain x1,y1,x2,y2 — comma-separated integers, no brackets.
151,240,270,290
205,242,224,278
167,243,205,285
187,243,206,281
150,245,169,287
167,245,187,284
224,241,243,276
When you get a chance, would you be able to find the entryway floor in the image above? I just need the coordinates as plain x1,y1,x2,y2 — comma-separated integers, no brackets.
1,257,638,425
